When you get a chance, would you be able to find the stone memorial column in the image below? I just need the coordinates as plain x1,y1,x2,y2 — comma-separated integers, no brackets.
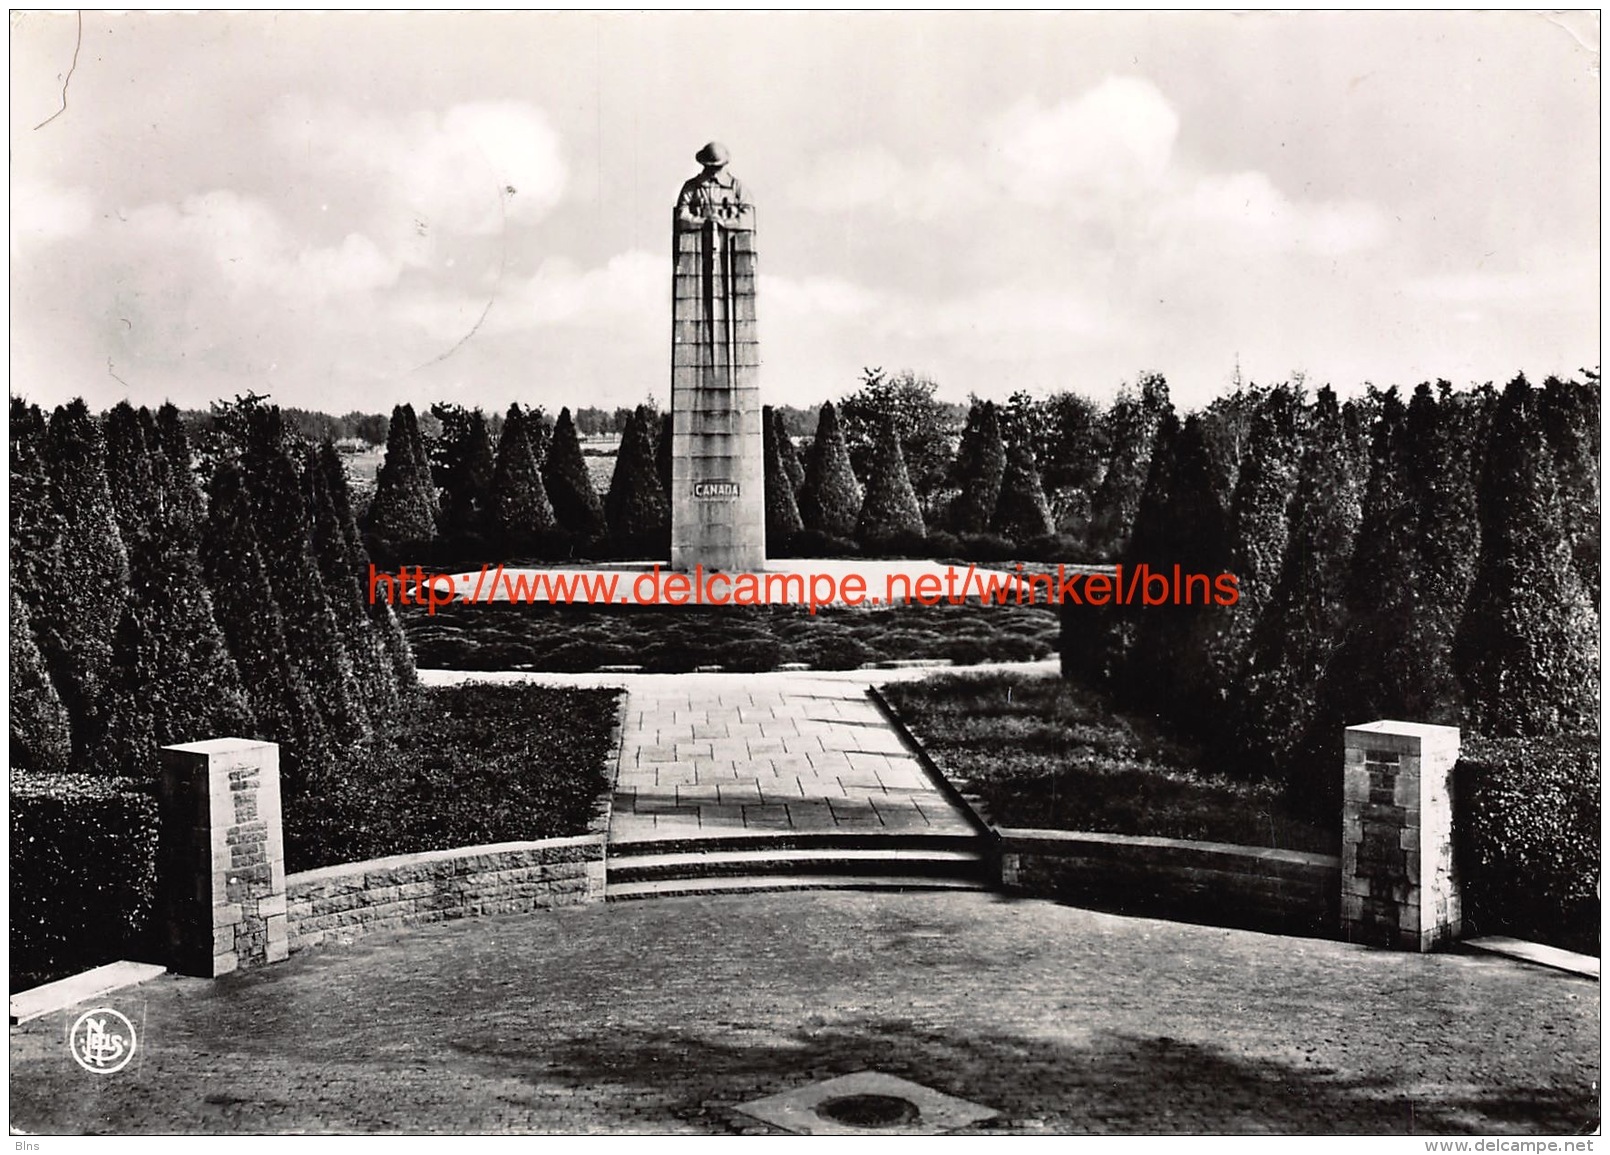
1340,721,1462,951
158,738,288,976
670,141,767,572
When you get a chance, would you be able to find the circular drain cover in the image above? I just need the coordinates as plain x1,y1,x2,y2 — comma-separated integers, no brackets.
814,1093,921,1129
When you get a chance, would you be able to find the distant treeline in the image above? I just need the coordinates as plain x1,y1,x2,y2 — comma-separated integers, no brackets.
182,401,804,448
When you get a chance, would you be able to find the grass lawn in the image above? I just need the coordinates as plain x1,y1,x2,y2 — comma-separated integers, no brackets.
402,601,1060,673
283,682,621,872
881,670,1336,855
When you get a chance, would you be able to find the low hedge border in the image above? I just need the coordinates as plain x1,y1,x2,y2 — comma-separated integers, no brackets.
10,773,162,989
1456,734,1599,956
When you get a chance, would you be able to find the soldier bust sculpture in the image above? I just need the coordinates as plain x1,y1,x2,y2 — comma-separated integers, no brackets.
675,141,752,231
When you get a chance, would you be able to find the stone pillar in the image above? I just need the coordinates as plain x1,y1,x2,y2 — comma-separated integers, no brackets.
158,738,287,976
1340,721,1462,950
670,207,766,572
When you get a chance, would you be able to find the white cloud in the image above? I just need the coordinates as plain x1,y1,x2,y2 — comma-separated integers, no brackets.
760,273,884,319
266,98,567,255
993,77,1180,204
761,270,1109,346
296,233,406,297
393,248,662,344
513,249,661,325
785,148,971,220
789,78,1182,220
785,75,1379,275
121,189,403,302
12,179,95,254
1402,269,1576,306
1169,171,1387,257
917,286,1110,339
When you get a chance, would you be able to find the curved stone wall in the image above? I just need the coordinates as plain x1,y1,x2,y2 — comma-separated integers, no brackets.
996,827,1341,937
284,835,606,954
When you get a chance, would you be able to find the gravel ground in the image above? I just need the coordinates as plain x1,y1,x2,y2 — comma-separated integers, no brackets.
10,890,1599,1135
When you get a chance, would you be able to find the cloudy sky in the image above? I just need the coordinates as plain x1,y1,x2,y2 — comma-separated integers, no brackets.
10,11,1599,417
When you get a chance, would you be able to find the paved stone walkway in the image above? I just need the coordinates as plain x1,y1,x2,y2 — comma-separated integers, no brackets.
610,675,975,842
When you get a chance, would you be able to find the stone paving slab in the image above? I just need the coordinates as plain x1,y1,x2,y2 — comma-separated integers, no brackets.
608,675,976,842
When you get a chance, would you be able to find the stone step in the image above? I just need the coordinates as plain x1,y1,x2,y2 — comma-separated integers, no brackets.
607,830,986,859
605,874,991,902
1463,936,1600,979
607,845,987,886
10,960,168,1025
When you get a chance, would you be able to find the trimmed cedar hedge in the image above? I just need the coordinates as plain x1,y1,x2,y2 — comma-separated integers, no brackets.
11,772,162,989
1456,734,1599,956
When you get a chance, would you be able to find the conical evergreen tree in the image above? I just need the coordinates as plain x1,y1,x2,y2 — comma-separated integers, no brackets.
10,399,64,625
1299,390,1421,766
102,402,165,550
200,461,332,795
774,410,806,493
135,405,179,534
764,405,804,550
797,402,862,538
403,402,440,523
605,405,670,559
368,405,438,543
318,441,417,695
42,399,130,765
1210,383,1305,692
1091,374,1173,557
1231,388,1362,785
1456,375,1598,735
1120,411,1182,568
12,399,83,772
527,410,553,471
100,603,158,778
10,580,72,774
990,441,1056,542
242,417,370,747
102,539,256,779
1340,393,1375,496
437,407,497,535
154,402,207,538
1539,374,1600,605
1396,382,1480,722
102,453,258,779
1119,414,1233,731
1089,409,1180,688
948,399,1007,535
492,405,559,555
304,447,401,728
542,407,607,544
655,411,674,499
856,415,926,548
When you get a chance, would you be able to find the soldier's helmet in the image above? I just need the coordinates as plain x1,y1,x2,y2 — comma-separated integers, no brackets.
695,141,731,168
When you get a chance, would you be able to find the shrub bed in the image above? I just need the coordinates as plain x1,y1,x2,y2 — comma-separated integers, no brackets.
11,773,161,990
1456,734,1599,956
284,683,621,872
11,685,621,989
881,671,1334,854
403,601,1059,673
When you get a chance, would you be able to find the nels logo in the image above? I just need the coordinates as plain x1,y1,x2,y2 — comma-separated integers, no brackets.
70,1008,137,1074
